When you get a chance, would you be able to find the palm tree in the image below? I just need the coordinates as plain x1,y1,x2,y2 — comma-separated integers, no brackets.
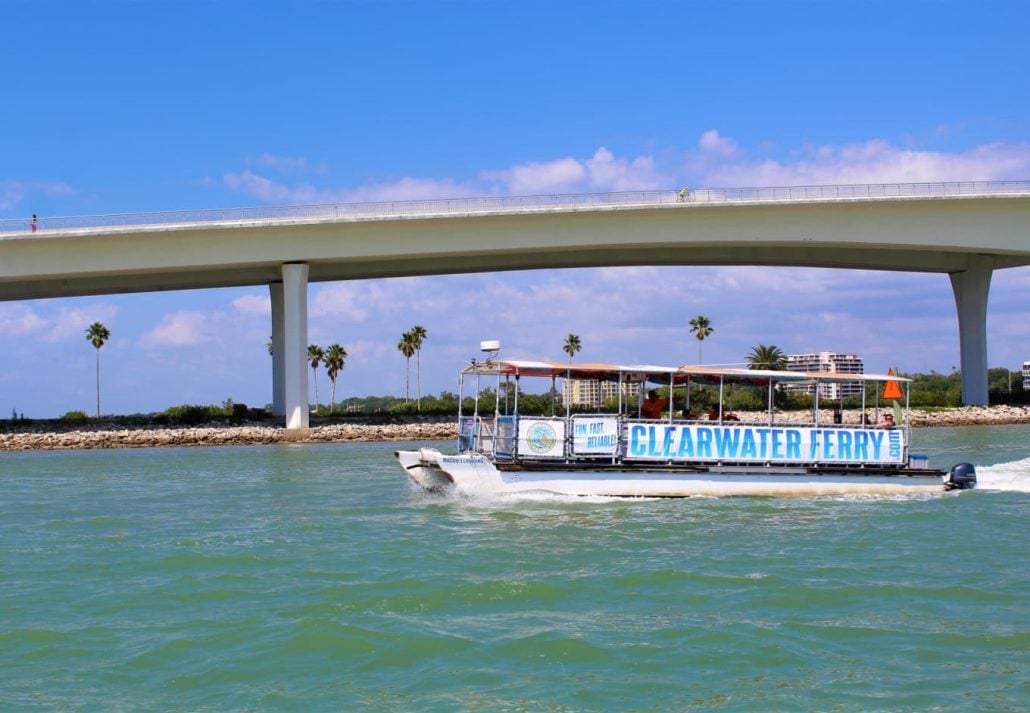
308,345,325,411
409,325,428,411
747,344,787,371
323,344,347,414
563,333,582,363
397,331,416,402
85,322,111,418
689,315,713,364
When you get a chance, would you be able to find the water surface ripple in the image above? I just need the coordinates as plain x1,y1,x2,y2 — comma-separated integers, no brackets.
2,425,1027,711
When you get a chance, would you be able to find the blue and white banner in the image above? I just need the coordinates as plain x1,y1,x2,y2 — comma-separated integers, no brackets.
625,423,906,465
571,416,621,455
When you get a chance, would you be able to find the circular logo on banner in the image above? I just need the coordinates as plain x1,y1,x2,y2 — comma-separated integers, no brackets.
525,422,557,454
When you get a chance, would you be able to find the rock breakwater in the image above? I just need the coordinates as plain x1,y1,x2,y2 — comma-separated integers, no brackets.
0,420,458,452
1,406,1027,452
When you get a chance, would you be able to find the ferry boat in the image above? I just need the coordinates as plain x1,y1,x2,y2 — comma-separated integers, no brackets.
396,344,976,498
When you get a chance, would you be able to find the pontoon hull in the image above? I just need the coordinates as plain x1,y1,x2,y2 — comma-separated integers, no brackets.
396,449,951,497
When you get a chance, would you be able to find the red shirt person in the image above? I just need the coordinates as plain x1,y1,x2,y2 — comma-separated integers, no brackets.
640,390,669,419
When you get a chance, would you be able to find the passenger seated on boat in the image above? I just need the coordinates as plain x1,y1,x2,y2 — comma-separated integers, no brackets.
640,390,668,419
881,413,895,428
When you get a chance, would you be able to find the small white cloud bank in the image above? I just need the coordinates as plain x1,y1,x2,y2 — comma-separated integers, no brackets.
232,294,270,316
139,311,212,348
254,153,307,172
218,132,1030,209
481,147,669,194
690,137,1030,187
0,304,46,335
698,129,739,157
222,147,672,205
0,180,75,212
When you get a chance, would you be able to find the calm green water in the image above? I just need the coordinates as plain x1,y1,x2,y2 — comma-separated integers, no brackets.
2,425,1028,712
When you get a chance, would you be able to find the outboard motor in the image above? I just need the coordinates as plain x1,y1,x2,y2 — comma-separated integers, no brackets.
945,462,977,491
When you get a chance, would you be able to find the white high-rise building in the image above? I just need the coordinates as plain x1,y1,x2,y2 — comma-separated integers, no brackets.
784,352,865,399
563,379,641,408
1023,361,1030,390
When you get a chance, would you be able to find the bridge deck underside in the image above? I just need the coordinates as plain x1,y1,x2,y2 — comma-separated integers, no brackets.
1,196,1028,301
2,244,1027,302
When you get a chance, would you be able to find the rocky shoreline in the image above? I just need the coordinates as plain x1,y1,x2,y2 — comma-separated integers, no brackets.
0,420,457,452
1,406,1028,452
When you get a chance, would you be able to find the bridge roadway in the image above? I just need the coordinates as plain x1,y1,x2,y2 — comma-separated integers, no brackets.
2,181,1028,428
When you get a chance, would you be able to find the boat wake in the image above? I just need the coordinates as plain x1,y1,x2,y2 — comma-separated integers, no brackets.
453,488,664,506
973,457,1030,492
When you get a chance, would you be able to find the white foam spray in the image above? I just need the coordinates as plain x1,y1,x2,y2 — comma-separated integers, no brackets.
972,457,1030,492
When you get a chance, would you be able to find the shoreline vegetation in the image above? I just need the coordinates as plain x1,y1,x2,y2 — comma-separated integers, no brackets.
1,406,1029,452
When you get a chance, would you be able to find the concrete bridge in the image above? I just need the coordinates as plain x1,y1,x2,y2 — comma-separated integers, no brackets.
2,180,1028,428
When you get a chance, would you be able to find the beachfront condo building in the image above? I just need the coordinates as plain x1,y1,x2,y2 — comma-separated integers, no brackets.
1023,361,1030,390
784,352,865,400
563,378,641,409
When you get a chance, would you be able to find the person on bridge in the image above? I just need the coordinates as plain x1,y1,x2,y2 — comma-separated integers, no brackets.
31,214,37,232
678,187,689,202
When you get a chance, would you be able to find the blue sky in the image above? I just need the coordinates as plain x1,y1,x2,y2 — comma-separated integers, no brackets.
2,1,1029,417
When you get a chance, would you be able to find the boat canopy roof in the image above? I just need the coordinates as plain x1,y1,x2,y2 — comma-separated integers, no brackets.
462,359,910,385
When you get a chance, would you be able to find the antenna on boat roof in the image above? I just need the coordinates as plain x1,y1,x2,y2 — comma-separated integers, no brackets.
480,340,501,360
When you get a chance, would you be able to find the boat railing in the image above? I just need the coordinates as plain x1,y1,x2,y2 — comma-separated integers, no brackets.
495,415,517,457
475,412,909,467
458,415,496,454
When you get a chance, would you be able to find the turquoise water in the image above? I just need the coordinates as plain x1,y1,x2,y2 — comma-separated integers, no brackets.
2,425,1028,711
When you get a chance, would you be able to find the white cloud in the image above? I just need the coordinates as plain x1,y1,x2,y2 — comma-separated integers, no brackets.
139,311,211,348
44,304,118,343
0,183,25,211
0,180,75,211
698,129,739,157
0,304,46,334
481,156,586,194
339,176,473,203
691,136,1030,187
481,147,670,195
221,135,1028,211
232,293,270,315
254,153,307,172
223,170,474,205
223,171,308,203
223,146,670,205
584,148,667,191
311,283,372,321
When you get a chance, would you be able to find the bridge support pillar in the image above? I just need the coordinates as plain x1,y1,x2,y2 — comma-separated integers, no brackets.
269,282,285,417
949,256,993,406
281,263,310,429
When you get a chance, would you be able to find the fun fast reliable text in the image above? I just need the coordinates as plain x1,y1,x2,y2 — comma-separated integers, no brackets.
626,424,904,465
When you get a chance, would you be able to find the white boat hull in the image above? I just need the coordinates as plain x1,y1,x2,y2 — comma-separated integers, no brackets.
396,449,948,498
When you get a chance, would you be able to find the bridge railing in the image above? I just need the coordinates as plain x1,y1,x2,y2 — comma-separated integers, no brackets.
2,180,1028,236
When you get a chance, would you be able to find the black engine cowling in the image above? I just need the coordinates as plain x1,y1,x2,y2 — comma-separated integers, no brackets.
945,462,977,491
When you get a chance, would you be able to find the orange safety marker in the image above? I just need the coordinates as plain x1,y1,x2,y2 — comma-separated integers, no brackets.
882,368,904,400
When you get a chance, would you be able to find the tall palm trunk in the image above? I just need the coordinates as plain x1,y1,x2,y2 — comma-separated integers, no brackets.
311,365,320,411
95,348,101,418
416,349,422,410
